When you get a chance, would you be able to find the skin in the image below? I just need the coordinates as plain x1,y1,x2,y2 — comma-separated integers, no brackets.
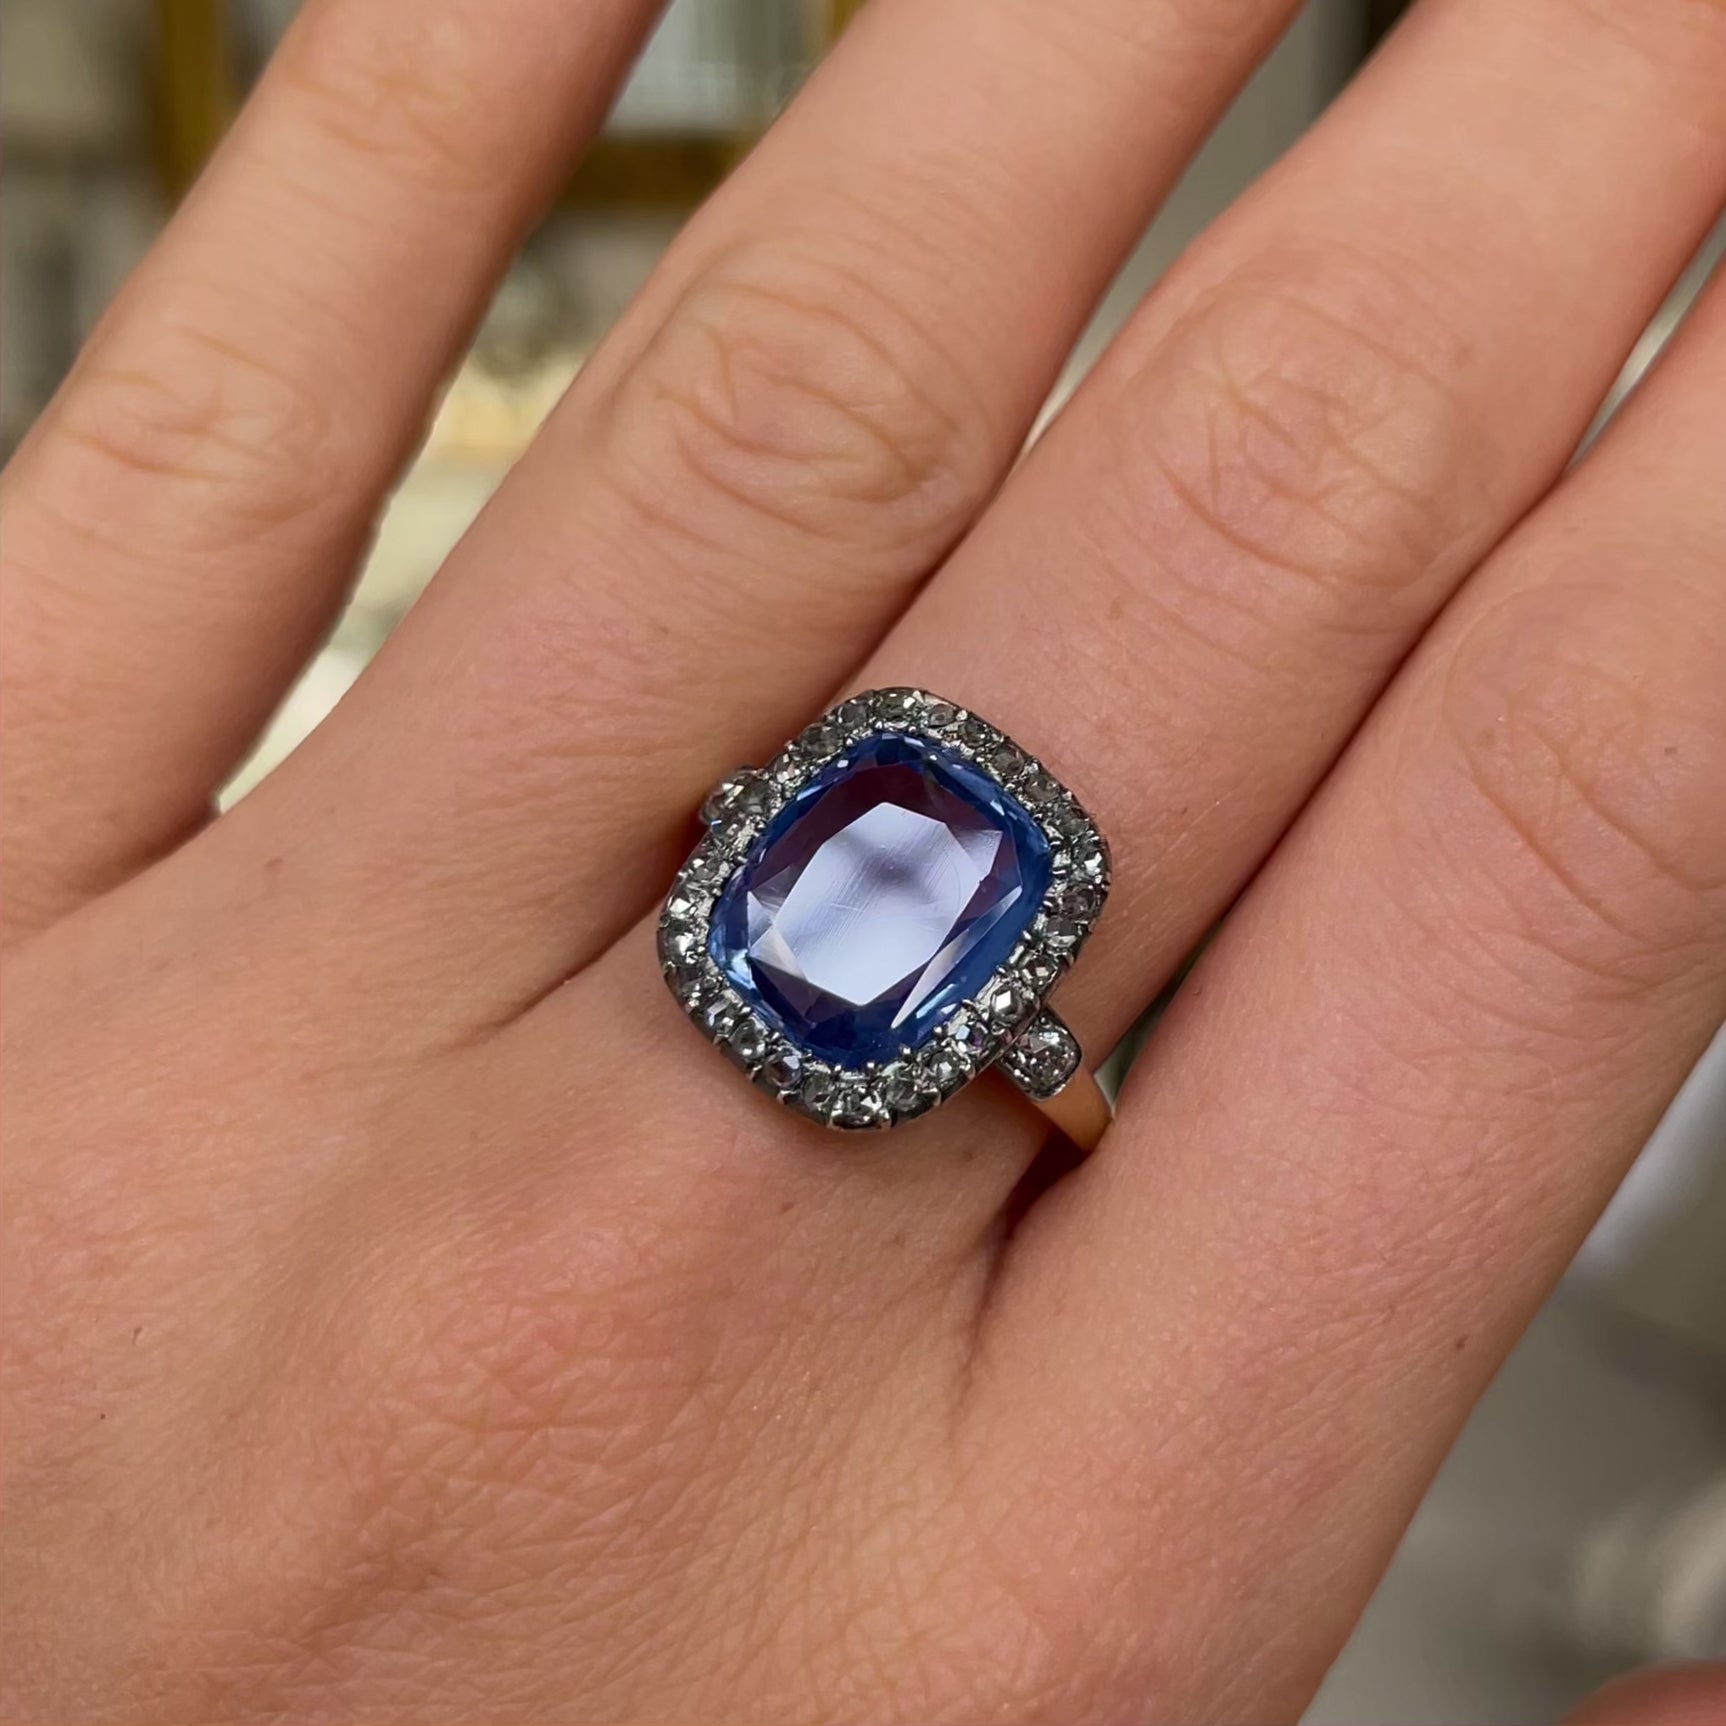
2,0,1725,1719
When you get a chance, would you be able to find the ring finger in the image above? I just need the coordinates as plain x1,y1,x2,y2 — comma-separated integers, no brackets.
555,0,1726,1230
244,0,1726,1076
853,0,1726,1074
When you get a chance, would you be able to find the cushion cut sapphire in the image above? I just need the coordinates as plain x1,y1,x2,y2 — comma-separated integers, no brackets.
710,733,1053,1068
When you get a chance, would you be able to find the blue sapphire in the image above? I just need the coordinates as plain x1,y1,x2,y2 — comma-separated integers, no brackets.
711,732,1052,1068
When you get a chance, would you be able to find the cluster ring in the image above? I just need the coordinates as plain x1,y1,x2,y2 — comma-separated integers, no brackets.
659,688,1112,1148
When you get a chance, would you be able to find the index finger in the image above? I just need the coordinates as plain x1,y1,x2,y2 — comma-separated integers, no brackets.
0,0,659,939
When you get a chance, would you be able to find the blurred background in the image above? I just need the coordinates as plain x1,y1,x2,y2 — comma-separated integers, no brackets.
2,3,1722,1719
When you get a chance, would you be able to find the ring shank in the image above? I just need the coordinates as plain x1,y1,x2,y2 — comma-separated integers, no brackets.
1016,1062,1111,1153
993,1004,1111,1153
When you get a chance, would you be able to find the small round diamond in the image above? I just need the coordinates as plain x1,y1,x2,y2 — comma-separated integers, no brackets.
726,1019,768,1067
1061,833,1107,883
927,1051,970,1094
1014,773,1056,811
701,996,738,1039
1038,914,1084,954
666,960,709,1008
924,700,959,731
988,740,1029,782
836,697,873,734
660,922,702,965
871,688,923,726
1001,1012,1082,1099
685,846,730,888
701,769,768,828
960,716,998,756
1054,881,1102,921
768,747,809,790
664,886,708,926
883,1068,940,1120
984,978,1035,1029
759,1048,803,1094
796,717,842,760
828,1084,887,1130
800,1068,837,1112
1051,797,1091,837
944,1008,994,1060
1015,949,1059,994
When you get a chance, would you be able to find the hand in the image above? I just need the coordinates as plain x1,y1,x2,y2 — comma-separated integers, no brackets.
4,1,1725,1720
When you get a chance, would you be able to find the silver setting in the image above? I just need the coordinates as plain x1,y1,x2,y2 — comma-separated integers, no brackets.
996,1007,1084,1102
658,688,1110,1131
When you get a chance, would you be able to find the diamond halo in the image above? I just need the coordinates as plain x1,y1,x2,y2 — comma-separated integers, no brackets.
658,688,1110,1132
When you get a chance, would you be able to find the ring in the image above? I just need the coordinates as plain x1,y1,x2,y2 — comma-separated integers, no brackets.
659,688,1113,1150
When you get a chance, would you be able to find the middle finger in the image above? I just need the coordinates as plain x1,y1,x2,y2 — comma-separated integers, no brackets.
209,0,1306,1039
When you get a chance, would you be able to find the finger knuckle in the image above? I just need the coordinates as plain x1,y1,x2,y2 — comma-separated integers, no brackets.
274,5,495,195
1438,578,1726,968
601,241,991,565
1111,245,1482,645
50,311,351,548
